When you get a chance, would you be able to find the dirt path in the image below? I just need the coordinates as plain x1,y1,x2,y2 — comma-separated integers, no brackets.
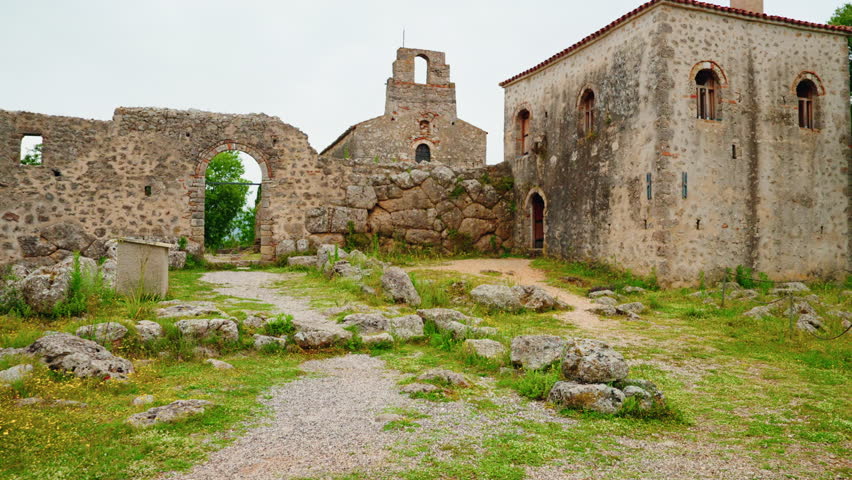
200,271,347,337
412,258,612,334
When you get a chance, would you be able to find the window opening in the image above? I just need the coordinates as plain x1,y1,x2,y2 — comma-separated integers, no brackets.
530,193,545,249
415,144,431,163
517,110,531,156
580,90,595,135
20,135,43,166
695,70,718,120
415,55,428,84
796,80,816,129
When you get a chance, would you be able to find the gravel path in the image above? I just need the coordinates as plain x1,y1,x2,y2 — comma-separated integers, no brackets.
166,355,411,480
200,271,347,336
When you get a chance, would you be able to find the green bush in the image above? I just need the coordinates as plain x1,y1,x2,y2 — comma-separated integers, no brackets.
501,366,561,400
264,314,296,337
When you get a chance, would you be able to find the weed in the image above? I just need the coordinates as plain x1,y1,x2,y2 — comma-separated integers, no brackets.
264,314,295,337
499,366,560,400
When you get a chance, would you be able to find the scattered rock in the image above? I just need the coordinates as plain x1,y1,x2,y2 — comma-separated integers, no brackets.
615,302,645,315
293,328,351,349
135,320,164,342
381,267,421,305
623,286,645,293
561,338,629,384
363,333,394,346
417,368,470,387
589,305,617,316
784,301,817,318
743,305,773,319
27,333,134,380
16,397,44,406
0,347,27,360
126,399,213,428
132,394,155,406
75,322,128,342
470,284,522,311
330,260,362,279
316,244,348,270
463,339,506,359
342,313,389,334
205,359,234,370
771,282,810,295
287,256,317,267
276,239,297,257
175,318,239,342
796,314,823,333
0,364,33,383
387,315,425,340
51,399,88,408
21,256,98,314
510,335,566,371
593,297,618,306
253,334,288,349
417,308,481,326
156,300,226,319
548,381,625,414
614,379,666,411
589,290,615,299
400,383,439,394
242,314,269,330
512,285,561,312
193,346,219,358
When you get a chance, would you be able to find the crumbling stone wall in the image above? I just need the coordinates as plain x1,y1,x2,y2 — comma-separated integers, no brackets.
0,107,512,268
303,160,514,252
502,2,851,286
322,48,486,168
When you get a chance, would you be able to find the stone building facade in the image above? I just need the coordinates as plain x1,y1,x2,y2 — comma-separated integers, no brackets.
501,0,851,285
322,48,487,168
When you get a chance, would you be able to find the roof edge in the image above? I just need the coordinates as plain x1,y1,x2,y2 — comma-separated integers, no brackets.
499,0,852,88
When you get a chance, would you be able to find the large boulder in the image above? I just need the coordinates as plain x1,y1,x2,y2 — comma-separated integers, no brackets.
21,256,98,314
75,322,128,342
510,335,566,371
561,338,628,384
342,313,389,335
126,399,213,428
41,222,95,253
156,301,226,319
26,333,134,380
174,319,239,342
381,267,421,306
548,381,625,414
512,285,561,312
470,284,522,311
463,339,506,360
345,185,378,209
387,315,425,340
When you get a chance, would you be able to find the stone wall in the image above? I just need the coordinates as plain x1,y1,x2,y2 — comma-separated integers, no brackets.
303,160,514,252
502,2,851,286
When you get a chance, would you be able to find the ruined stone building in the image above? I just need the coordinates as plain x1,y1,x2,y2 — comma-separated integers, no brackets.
1,1,850,286
322,48,487,168
502,0,852,285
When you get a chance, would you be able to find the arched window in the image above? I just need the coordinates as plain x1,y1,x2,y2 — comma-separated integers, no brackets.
517,109,531,156
580,89,595,135
415,144,431,163
695,69,719,120
530,192,545,249
796,80,817,129
415,55,428,84
419,119,430,134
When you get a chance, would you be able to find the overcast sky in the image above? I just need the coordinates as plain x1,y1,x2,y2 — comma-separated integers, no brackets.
2,0,844,171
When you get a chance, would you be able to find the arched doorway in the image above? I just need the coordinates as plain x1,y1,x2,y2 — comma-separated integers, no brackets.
192,141,273,262
530,192,545,250
415,143,431,163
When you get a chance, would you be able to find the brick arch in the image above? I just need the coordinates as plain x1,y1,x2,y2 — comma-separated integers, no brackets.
189,140,275,262
790,71,826,96
689,61,729,88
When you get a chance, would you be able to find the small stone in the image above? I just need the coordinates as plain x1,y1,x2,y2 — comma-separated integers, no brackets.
253,334,288,349
16,397,44,406
287,256,317,267
510,335,566,370
126,399,213,428
205,359,233,370
175,318,239,341
363,333,394,346
470,284,522,311
589,305,618,316
744,305,773,319
135,320,164,342
623,286,645,293
342,313,389,334
51,400,88,408
26,333,134,380
0,364,33,384
561,338,629,384
132,395,155,406
381,267,421,306
293,328,351,349
593,297,618,306
400,383,439,394
589,290,616,298
76,322,128,342
387,315,425,340
548,381,625,414
796,314,823,333
615,302,645,315
417,368,470,387
156,301,226,319
242,314,269,330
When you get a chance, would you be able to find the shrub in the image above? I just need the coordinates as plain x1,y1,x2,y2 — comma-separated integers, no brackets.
501,366,560,400
265,314,296,337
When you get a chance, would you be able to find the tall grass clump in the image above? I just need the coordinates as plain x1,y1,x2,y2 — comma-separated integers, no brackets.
53,254,115,318
499,366,561,400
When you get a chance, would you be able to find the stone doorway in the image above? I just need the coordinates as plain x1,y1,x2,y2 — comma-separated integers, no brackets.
530,192,545,250
191,141,274,263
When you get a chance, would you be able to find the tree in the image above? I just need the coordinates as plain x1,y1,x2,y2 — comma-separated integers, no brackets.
828,4,852,95
204,151,249,248
21,143,42,165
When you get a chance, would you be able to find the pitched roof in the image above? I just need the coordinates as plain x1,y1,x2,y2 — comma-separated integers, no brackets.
499,0,852,87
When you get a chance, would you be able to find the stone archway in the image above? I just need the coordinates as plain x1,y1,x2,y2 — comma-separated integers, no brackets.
190,141,274,262
525,189,547,251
